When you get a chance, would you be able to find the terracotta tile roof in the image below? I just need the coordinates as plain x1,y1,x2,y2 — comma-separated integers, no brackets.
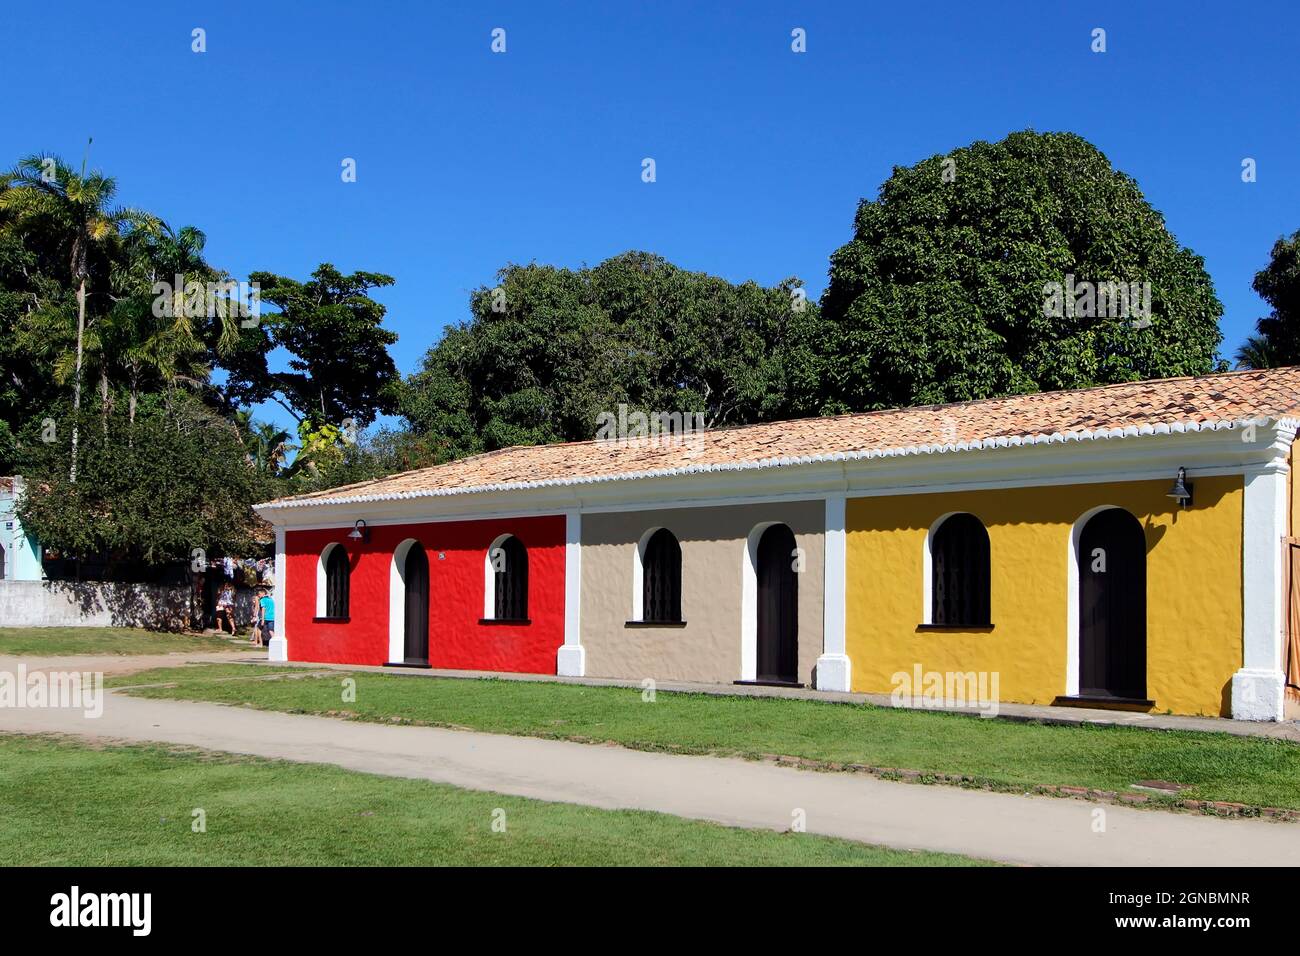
259,367,1300,509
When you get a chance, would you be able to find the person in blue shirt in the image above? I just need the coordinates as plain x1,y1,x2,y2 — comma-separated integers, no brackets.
256,588,275,647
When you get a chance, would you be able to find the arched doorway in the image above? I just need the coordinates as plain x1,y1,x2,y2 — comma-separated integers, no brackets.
1078,508,1146,700
403,544,429,665
756,523,798,684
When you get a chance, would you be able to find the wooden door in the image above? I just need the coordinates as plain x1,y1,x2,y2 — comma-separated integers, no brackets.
403,545,429,665
756,524,798,683
1079,509,1146,699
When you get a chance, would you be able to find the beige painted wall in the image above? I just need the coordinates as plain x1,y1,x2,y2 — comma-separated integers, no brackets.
581,501,824,685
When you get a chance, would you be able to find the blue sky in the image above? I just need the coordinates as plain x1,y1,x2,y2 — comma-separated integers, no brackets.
4,1,1298,434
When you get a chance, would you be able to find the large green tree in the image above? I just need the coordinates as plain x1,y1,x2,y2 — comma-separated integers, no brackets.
0,155,159,477
15,398,270,573
111,222,241,419
221,263,400,431
0,196,59,471
0,151,408,580
1236,230,1300,368
402,251,825,460
819,130,1225,410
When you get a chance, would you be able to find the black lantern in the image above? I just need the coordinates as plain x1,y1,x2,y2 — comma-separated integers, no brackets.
348,519,370,542
1166,467,1193,508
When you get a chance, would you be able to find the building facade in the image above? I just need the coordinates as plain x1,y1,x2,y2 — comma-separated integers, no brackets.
0,477,44,582
256,369,1300,721
280,515,565,670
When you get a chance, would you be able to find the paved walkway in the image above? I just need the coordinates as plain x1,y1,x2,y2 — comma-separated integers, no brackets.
3,688,1299,866
226,657,1300,742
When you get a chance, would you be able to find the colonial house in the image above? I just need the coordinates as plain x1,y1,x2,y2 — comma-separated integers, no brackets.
253,367,1300,721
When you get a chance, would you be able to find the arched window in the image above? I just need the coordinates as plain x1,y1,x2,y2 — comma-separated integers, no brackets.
323,544,350,619
490,535,528,621
642,528,682,623
0,542,6,581
930,513,991,626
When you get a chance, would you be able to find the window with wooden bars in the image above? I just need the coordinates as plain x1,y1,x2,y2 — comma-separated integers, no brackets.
324,545,350,619
493,535,528,621
930,513,991,627
642,528,682,623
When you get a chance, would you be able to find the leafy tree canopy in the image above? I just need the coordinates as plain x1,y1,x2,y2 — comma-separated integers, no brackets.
1236,230,1300,368
15,398,272,571
0,155,406,569
819,130,1225,410
401,251,826,460
222,264,400,430
0,220,62,470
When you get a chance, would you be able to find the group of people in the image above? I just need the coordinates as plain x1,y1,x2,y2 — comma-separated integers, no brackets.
213,582,276,646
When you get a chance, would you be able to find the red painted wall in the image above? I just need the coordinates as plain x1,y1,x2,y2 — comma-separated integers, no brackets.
284,515,566,673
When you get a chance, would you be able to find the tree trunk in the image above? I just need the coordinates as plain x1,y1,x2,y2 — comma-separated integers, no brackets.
70,278,86,483
128,369,138,438
99,366,109,433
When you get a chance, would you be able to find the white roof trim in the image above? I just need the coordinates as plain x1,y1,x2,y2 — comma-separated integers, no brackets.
255,415,1298,512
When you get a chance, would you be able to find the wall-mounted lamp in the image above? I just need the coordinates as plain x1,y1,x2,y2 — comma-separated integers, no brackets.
348,519,370,542
1166,467,1193,509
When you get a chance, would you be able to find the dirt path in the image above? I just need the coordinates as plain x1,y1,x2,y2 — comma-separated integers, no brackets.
0,650,259,677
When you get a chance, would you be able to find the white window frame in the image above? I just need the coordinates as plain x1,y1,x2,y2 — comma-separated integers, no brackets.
483,533,515,620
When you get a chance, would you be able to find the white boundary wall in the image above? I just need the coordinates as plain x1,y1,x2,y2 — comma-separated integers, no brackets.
0,580,193,630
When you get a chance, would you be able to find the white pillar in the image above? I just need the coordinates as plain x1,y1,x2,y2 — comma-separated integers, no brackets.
1233,462,1287,720
267,526,289,662
557,509,585,676
816,494,851,691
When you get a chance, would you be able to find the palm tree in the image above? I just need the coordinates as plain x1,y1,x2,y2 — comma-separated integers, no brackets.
0,154,159,479
251,420,292,475
113,221,239,423
232,410,292,475
1235,333,1276,370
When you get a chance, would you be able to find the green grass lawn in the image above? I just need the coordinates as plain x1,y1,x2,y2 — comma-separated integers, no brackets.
113,664,1300,811
0,626,243,656
0,734,987,866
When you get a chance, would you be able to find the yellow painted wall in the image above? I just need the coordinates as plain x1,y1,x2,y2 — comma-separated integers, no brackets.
846,476,1243,717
